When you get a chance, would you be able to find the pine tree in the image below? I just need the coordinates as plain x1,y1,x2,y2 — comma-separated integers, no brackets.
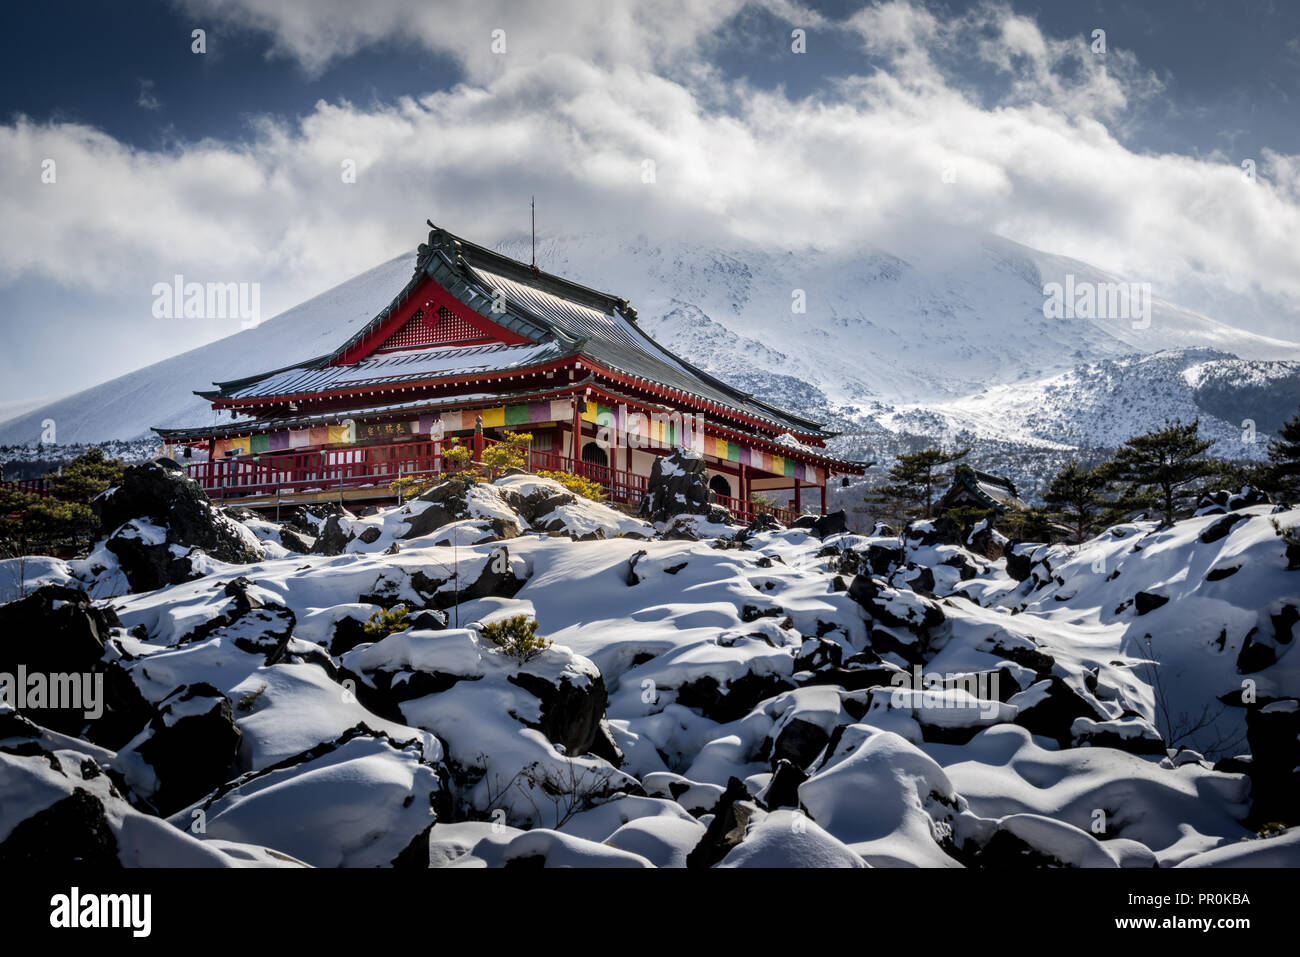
1268,407,1300,501
867,447,970,520
49,448,124,503
1096,419,1215,525
1043,460,1109,543
1204,457,1273,496
998,504,1058,543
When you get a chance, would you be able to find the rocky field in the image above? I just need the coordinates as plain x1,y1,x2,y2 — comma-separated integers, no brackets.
1,456,1297,868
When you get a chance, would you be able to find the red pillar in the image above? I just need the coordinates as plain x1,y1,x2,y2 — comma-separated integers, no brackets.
739,463,749,517
571,398,583,476
821,478,828,516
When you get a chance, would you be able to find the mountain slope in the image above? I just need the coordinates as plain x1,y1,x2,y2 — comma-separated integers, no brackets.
0,254,413,445
875,349,1300,457
2,228,1297,451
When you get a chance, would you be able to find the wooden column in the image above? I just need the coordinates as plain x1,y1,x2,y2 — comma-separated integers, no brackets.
821,478,828,516
739,463,748,510
571,397,583,475
794,479,801,514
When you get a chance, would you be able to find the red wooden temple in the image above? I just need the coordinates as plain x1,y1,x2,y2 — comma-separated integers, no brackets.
155,223,868,521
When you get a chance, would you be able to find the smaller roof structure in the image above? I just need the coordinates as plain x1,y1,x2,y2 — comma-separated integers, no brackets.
939,465,1026,512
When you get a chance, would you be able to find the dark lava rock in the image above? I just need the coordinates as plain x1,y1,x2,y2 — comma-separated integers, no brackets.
865,541,905,576
847,574,945,632
889,563,936,597
676,672,796,723
1206,565,1241,581
771,717,830,770
1235,606,1295,675
742,513,784,536
1005,544,1045,583
278,527,313,553
811,510,848,540
122,682,242,816
762,759,808,810
1071,717,1166,755
179,577,297,665
793,637,842,672
905,517,964,548
639,449,711,523
1244,700,1300,827
686,777,757,869
94,459,261,590
1133,591,1170,616
310,514,356,555
1196,487,1271,515
1014,677,1107,747
0,585,128,736
0,786,121,868
1199,512,1249,544
508,670,610,758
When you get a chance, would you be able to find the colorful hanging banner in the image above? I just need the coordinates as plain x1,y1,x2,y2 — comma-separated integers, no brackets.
208,396,829,482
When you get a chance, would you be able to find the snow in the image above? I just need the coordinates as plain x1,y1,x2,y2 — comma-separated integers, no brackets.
427,821,653,868
798,729,965,867
1175,829,1300,867
165,733,440,868
0,745,303,867
718,810,869,868
3,467,1295,868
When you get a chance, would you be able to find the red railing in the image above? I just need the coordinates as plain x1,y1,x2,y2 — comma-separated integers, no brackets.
185,439,651,508
710,493,801,525
186,440,462,501
184,438,813,523
524,449,648,505
1,478,54,498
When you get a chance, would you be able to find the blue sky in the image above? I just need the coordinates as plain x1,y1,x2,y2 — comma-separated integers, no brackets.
7,1,1300,156
2,0,1299,407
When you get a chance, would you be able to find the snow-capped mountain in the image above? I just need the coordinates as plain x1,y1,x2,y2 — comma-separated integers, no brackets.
3,228,1297,469
876,350,1300,456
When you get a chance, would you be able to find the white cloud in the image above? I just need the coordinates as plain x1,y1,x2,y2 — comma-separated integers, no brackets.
173,0,823,80
3,0,1299,375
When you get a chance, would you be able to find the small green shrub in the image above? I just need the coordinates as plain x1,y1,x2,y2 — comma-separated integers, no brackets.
444,444,472,471
1243,821,1290,841
479,614,552,662
364,605,412,640
483,430,532,476
235,682,268,713
389,474,442,498
537,470,607,502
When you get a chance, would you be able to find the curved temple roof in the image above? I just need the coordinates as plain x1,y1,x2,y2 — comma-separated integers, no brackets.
188,222,839,440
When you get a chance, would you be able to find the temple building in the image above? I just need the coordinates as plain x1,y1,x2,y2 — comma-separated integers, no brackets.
936,466,1026,515
155,223,867,520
